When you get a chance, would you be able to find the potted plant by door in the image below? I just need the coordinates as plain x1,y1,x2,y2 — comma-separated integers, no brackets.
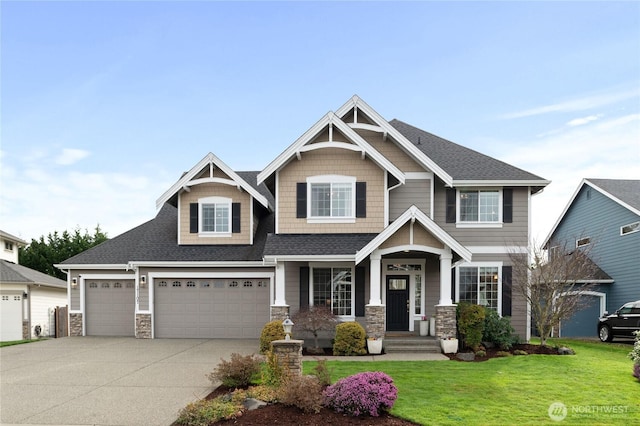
419,316,429,336
440,335,459,354
367,337,383,354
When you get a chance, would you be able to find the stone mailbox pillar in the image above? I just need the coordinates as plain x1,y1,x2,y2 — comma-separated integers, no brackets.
270,339,303,376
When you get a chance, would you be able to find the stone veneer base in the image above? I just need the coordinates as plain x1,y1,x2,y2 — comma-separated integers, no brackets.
270,305,290,321
69,313,83,336
365,305,385,339
136,313,152,339
435,305,457,339
271,339,303,376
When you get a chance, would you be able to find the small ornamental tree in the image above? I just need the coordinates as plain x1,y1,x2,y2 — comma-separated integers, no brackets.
291,306,338,350
510,240,601,346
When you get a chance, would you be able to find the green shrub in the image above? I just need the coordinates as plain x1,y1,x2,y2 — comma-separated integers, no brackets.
311,358,333,387
496,351,512,357
278,374,324,413
482,308,517,350
175,398,242,426
207,353,262,388
259,320,287,354
261,349,286,388
333,322,367,356
475,350,486,357
457,302,485,351
246,385,279,403
513,350,528,356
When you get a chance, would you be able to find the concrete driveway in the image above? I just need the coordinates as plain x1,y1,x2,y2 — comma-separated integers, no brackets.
0,337,259,425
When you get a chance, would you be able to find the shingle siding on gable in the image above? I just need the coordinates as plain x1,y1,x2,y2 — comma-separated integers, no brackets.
354,129,425,173
433,183,529,247
277,148,385,234
179,183,251,244
389,179,431,222
551,185,640,311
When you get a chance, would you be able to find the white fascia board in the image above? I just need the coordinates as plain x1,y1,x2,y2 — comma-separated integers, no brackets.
586,179,640,217
453,180,551,189
263,255,355,263
258,113,333,185
156,152,270,211
542,179,587,248
257,111,405,185
356,205,472,264
127,261,269,268
54,264,129,270
336,95,453,186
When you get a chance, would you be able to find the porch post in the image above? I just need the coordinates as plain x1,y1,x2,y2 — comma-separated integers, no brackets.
271,262,289,320
438,251,453,305
274,262,286,306
369,253,382,305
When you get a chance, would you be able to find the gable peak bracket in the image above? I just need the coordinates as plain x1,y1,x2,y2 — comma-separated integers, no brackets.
383,131,388,142
295,151,302,161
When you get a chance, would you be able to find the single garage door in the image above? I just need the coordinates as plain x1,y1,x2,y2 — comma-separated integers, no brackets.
154,278,270,338
85,280,135,336
560,294,602,338
1,293,23,341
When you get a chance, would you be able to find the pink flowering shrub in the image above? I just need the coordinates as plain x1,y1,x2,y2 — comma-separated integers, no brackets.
323,372,398,417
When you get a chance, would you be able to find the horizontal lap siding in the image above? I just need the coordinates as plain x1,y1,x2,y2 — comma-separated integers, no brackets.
30,287,67,337
389,179,431,221
434,184,529,247
551,186,640,312
278,149,385,233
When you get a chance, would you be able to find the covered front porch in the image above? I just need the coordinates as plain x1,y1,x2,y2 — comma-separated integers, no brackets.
267,206,472,342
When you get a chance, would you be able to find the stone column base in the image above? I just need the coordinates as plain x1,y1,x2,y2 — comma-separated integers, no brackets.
365,305,385,339
22,320,30,340
435,305,457,339
69,313,83,336
136,314,152,339
271,339,303,376
270,305,290,321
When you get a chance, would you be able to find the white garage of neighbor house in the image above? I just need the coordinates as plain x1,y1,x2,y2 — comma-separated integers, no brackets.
0,259,68,341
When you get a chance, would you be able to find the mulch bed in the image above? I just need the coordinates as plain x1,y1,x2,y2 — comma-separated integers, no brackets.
196,344,563,424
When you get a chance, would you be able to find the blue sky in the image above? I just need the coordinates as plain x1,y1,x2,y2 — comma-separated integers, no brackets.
2,1,639,244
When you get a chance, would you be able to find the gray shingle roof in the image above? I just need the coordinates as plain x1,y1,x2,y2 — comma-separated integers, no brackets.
587,178,640,212
390,119,547,182
1,260,67,288
60,204,274,264
264,233,378,256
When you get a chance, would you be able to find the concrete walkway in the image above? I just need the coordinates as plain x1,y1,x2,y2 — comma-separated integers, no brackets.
0,337,258,426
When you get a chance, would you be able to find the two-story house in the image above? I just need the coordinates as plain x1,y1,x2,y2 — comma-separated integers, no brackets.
57,96,549,342
543,178,640,337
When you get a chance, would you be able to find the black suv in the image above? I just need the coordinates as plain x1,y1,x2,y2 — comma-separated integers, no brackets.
598,300,640,342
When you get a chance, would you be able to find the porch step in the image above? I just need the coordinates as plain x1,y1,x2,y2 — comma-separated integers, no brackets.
383,336,441,354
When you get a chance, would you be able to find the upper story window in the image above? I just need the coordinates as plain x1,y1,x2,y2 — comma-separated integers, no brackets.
621,221,639,236
189,197,241,236
4,241,14,251
447,188,510,228
303,175,359,223
460,190,500,222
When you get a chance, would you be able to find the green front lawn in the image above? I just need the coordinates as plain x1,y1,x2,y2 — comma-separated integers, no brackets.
0,339,43,347
304,339,639,425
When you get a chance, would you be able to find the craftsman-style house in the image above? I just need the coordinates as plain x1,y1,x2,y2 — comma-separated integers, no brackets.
58,96,549,341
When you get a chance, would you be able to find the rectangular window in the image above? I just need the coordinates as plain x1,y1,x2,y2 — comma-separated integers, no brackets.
313,267,353,316
621,221,639,236
201,203,229,233
310,182,353,218
576,237,591,248
458,266,499,311
459,190,500,222
4,242,13,251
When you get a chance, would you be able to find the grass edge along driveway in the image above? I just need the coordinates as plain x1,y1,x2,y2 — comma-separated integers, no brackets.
304,339,639,425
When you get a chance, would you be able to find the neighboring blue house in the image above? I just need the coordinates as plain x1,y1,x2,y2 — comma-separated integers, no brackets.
543,178,640,337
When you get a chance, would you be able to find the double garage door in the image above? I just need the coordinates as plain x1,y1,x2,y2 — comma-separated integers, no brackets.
154,277,270,338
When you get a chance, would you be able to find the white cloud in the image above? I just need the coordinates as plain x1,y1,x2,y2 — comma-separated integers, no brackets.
566,114,601,127
54,148,90,166
500,88,640,119
499,113,640,244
